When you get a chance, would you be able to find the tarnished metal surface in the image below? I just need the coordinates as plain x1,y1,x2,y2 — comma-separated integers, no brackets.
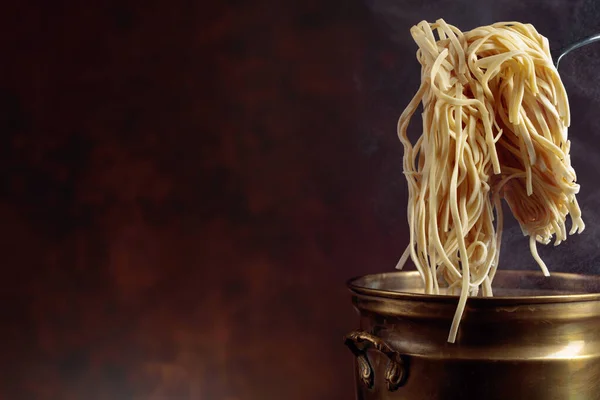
346,271,600,399
344,330,407,391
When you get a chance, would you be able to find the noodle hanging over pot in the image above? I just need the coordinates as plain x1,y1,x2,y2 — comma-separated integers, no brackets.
396,20,585,343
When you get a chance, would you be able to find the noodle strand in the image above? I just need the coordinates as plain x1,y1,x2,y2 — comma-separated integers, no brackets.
396,20,584,343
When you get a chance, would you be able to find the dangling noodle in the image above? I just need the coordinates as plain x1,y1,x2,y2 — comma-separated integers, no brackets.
396,20,584,343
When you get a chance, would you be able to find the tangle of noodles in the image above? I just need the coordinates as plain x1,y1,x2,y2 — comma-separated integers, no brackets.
396,20,585,343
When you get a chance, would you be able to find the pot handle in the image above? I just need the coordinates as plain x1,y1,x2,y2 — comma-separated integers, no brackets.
344,330,407,391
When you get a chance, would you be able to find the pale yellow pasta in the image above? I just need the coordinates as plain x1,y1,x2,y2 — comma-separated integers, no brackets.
396,20,584,343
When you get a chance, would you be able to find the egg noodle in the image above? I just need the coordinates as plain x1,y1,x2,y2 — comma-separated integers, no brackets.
396,20,584,343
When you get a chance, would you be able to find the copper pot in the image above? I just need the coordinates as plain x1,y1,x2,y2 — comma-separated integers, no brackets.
344,270,600,400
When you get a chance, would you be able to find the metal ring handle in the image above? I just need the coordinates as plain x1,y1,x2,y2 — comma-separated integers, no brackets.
344,330,408,391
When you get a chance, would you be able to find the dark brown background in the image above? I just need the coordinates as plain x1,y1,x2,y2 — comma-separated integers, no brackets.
1,0,599,399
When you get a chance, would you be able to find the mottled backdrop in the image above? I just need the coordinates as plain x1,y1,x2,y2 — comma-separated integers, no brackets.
0,0,599,399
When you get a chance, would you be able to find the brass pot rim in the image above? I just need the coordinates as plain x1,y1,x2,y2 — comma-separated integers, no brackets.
347,270,600,305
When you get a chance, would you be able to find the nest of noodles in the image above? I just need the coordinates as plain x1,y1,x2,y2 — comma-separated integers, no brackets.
396,19,584,342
